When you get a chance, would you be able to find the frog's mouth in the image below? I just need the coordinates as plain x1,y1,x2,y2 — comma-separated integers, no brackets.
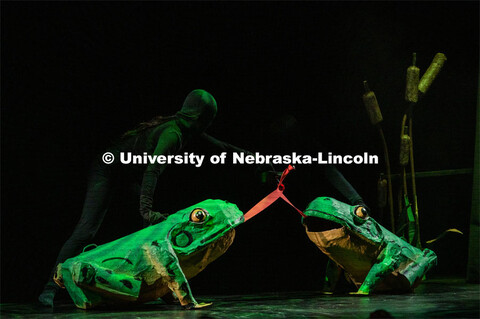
303,216,343,232
195,213,243,247
200,226,234,244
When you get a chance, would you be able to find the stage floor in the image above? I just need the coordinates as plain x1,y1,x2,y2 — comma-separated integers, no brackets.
1,278,479,318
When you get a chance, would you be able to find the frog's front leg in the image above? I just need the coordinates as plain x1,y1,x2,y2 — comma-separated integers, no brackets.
356,244,400,295
144,241,212,309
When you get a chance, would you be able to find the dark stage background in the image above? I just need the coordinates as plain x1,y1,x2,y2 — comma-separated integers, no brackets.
1,2,478,302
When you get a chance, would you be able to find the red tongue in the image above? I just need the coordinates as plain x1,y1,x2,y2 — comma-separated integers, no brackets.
243,165,305,222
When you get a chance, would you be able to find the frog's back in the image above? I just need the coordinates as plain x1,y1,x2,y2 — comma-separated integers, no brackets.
63,224,169,275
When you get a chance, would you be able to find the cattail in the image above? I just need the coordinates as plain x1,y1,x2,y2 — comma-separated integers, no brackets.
418,53,447,94
400,127,411,166
405,53,420,102
362,81,383,125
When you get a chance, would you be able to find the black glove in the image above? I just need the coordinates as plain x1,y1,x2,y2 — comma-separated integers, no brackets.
259,170,282,186
142,210,166,226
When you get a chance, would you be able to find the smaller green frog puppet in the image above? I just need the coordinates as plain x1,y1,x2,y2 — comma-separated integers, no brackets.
302,197,437,295
54,199,243,309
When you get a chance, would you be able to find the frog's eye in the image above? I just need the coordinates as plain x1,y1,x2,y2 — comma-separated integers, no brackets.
355,206,369,219
190,208,208,223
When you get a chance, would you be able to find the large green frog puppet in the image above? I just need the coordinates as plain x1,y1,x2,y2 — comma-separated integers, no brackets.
302,197,437,295
54,199,243,310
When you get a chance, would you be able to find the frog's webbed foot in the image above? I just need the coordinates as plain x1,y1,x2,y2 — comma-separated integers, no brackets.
183,302,213,310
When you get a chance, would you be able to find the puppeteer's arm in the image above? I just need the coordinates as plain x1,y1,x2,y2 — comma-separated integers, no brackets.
324,165,364,206
139,129,181,223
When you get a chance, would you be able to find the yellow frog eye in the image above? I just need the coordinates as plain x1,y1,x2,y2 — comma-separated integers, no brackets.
355,207,368,219
190,208,208,223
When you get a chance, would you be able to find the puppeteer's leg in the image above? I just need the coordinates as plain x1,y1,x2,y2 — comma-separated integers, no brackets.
39,157,114,306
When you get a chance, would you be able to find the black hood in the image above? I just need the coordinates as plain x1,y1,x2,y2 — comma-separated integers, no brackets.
176,89,217,135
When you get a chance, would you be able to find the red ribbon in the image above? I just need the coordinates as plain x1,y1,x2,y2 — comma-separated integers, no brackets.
243,165,305,222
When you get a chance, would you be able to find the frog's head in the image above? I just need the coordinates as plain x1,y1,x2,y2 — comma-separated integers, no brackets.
302,197,383,243
166,199,244,255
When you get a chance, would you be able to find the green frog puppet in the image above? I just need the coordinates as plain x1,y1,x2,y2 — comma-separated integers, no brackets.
54,199,243,309
302,197,437,295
